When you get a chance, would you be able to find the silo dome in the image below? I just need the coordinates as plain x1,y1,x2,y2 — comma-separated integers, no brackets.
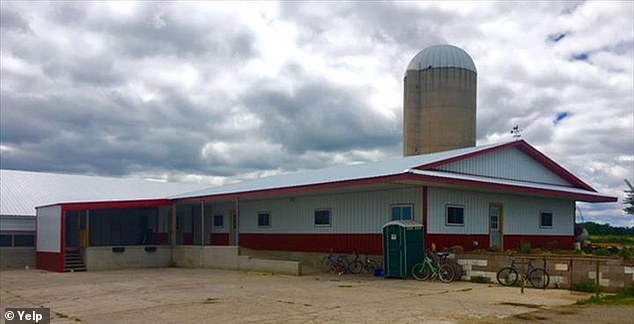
403,44,477,156
406,44,476,73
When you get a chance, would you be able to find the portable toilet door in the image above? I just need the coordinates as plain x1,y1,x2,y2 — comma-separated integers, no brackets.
383,220,424,278
383,222,405,278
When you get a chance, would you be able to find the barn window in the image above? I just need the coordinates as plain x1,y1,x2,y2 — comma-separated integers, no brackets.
540,211,553,228
257,212,271,227
391,204,413,221
13,234,35,247
213,215,224,228
314,209,331,226
446,205,465,226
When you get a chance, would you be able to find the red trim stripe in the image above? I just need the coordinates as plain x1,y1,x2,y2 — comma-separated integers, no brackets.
61,199,172,211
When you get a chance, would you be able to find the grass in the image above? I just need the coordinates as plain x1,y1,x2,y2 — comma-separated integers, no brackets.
576,286,634,306
589,235,634,246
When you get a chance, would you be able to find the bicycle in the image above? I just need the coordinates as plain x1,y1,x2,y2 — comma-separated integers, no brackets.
347,253,381,274
435,252,464,281
496,258,550,289
321,251,350,275
411,251,455,282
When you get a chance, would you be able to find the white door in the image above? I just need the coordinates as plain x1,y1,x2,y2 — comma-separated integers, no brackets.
489,204,502,249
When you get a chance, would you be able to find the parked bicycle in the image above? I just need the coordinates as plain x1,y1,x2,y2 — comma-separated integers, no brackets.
347,252,382,274
435,252,464,281
497,257,550,289
411,250,455,282
321,251,350,275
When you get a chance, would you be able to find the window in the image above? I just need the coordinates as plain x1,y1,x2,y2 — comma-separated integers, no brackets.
257,212,271,227
540,211,553,228
213,215,224,228
391,204,413,221
446,205,465,226
0,235,11,247
13,234,35,247
314,209,331,226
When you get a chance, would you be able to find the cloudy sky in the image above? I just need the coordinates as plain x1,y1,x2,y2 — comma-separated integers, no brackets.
1,1,633,226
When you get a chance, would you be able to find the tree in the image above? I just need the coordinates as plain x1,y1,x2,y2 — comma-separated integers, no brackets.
625,179,634,216
625,189,634,215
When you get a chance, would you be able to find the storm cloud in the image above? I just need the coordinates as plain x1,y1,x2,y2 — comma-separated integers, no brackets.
1,1,632,226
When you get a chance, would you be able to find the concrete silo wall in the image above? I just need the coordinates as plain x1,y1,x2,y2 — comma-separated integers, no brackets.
403,67,477,156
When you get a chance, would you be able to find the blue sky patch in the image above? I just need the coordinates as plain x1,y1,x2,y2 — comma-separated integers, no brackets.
571,53,589,61
554,112,570,125
547,32,567,43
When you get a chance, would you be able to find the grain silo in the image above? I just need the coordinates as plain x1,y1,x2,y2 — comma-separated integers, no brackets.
403,44,477,156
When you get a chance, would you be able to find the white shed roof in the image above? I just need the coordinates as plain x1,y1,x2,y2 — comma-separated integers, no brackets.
0,170,204,216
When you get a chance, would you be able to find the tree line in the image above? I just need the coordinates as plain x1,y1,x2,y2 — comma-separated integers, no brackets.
580,222,634,236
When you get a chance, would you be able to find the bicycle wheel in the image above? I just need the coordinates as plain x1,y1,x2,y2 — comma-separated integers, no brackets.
450,262,464,281
321,256,334,272
348,261,363,274
497,267,519,286
438,264,455,283
527,268,550,289
365,259,380,273
412,262,431,280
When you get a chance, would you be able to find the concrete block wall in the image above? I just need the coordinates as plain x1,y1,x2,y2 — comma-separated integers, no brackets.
85,246,171,271
0,247,35,270
454,253,633,293
173,246,301,275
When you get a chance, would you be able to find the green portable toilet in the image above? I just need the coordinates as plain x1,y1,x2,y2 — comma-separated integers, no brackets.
382,220,424,278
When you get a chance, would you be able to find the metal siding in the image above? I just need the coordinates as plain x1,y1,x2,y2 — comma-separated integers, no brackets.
239,187,422,234
0,216,35,232
427,187,574,236
209,202,232,234
437,147,571,186
36,205,61,252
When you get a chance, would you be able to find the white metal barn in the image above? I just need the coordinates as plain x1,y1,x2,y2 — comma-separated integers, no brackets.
34,140,615,272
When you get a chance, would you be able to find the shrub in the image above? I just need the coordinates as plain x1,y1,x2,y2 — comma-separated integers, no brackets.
470,275,490,283
593,248,612,256
519,241,531,254
573,282,597,293
619,248,632,260
546,241,559,252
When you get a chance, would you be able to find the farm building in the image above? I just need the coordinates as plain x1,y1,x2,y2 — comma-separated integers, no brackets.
34,139,616,272
0,169,203,269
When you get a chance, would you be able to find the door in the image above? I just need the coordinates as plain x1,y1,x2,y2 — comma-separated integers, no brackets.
385,226,403,277
489,204,503,250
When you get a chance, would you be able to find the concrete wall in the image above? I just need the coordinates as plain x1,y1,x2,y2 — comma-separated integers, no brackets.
173,246,301,276
0,247,35,270
454,253,633,293
403,67,476,156
428,187,574,236
84,246,171,271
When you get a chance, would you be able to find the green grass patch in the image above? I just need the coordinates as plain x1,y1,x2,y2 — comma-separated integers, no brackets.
589,235,634,246
577,285,634,306
470,275,490,283
573,282,597,293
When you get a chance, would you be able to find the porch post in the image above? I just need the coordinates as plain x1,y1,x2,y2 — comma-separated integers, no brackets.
170,204,176,247
235,197,240,247
86,209,90,247
200,200,205,246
